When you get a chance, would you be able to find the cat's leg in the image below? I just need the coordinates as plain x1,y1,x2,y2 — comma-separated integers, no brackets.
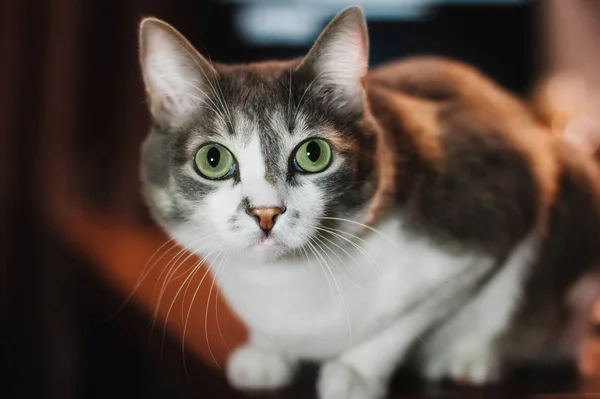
419,232,539,385
226,333,298,391
316,250,500,399
317,310,437,399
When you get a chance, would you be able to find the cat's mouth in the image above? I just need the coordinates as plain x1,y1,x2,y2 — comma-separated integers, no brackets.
260,236,277,247
253,234,285,253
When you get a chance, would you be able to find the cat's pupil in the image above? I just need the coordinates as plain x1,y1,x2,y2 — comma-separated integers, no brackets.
207,147,220,168
306,141,321,162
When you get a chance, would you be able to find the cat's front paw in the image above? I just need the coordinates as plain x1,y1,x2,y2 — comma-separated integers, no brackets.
317,361,385,399
423,343,501,386
226,345,296,391
449,345,501,386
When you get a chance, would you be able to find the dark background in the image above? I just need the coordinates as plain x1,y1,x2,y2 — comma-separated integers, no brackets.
1,1,554,398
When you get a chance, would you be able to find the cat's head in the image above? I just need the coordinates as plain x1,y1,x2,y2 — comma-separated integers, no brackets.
138,6,389,262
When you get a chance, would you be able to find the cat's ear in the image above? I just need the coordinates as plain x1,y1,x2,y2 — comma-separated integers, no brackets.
297,6,369,115
138,18,216,129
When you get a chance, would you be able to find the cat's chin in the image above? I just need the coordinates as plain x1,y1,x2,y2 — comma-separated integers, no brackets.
251,237,287,260
238,236,300,263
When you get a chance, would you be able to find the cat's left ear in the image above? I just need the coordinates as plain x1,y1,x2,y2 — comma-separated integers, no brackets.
138,17,217,129
297,6,369,115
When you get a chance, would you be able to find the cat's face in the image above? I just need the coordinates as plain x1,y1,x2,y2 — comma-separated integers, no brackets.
139,7,381,262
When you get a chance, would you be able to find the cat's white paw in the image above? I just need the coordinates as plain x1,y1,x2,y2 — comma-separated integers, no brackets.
226,345,296,391
317,361,385,399
449,346,500,385
423,344,500,386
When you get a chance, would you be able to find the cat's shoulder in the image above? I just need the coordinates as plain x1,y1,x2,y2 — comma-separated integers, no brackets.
367,57,561,255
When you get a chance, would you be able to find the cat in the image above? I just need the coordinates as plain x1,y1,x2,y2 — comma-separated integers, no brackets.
136,6,600,399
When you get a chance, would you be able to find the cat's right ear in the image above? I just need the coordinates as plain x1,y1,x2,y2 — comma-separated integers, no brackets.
296,6,369,116
138,18,216,129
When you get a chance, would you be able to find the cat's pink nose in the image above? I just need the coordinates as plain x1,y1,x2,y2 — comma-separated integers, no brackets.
247,207,285,234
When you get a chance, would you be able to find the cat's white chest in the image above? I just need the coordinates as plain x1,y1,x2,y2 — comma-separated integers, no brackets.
216,215,494,360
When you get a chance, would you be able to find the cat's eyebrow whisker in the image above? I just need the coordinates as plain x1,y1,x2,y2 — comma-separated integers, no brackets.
155,88,223,120
209,75,234,130
293,70,328,123
308,238,354,347
287,69,293,126
152,69,224,112
172,44,234,127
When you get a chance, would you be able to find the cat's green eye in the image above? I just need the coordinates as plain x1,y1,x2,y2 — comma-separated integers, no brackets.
194,143,236,180
293,138,332,173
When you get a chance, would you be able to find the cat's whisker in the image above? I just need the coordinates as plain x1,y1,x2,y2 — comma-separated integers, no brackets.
313,229,367,275
181,248,226,378
152,241,185,310
152,230,218,296
317,223,372,246
161,248,220,361
313,233,367,292
315,226,382,276
308,238,354,347
153,233,218,322
179,257,212,382
157,246,220,357
316,225,378,262
143,231,216,352
153,244,196,326
175,237,223,318
305,240,335,303
214,247,236,352
299,242,317,282
318,216,407,253
202,250,230,373
177,249,220,375
109,236,180,319
178,256,210,323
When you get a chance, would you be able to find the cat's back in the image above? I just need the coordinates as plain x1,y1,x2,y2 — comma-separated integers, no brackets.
366,56,600,258
367,56,491,102
366,55,537,134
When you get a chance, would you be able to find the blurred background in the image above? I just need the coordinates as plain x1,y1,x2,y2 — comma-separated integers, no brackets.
3,0,600,398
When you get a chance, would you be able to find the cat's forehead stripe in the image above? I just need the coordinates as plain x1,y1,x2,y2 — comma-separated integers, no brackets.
238,134,281,208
